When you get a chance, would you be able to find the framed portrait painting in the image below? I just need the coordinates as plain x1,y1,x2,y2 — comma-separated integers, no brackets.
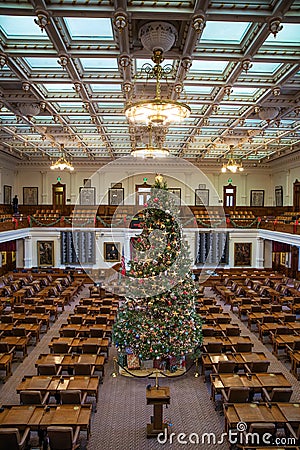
23,187,38,205
104,242,120,262
275,186,283,207
167,188,181,205
195,189,209,206
108,188,124,206
234,242,252,267
79,187,96,205
3,185,12,205
37,241,54,267
250,190,264,207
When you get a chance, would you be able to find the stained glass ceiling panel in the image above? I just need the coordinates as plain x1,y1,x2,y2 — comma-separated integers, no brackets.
64,18,113,40
248,62,281,74
201,21,251,42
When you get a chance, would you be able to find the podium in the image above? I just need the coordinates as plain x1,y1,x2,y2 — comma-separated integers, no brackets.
146,386,170,438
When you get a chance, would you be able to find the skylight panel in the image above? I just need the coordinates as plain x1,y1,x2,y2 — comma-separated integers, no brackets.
201,21,250,43
90,84,122,92
265,23,300,44
248,62,281,74
65,18,113,40
57,102,84,108
231,87,258,96
0,16,48,38
191,60,228,73
44,83,75,92
24,58,61,69
184,86,213,94
80,58,118,70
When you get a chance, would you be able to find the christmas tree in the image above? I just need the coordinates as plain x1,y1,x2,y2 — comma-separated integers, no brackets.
113,175,202,368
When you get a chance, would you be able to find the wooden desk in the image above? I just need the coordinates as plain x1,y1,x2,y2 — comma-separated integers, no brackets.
0,405,91,434
277,402,300,425
204,313,231,324
0,353,13,380
201,353,238,375
273,335,300,356
49,337,109,357
17,375,100,402
146,387,170,438
60,354,106,376
211,372,291,402
290,351,300,380
0,336,28,358
35,354,64,373
224,403,287,434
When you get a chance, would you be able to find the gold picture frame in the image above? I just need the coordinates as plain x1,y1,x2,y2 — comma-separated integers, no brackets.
37,241,54,267
234,242,252,267
104,242,120,262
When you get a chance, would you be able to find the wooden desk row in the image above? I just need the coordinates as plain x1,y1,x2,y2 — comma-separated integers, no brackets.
211,372,292,402
36,353,106,377
201,352,269,376
49,337,110,357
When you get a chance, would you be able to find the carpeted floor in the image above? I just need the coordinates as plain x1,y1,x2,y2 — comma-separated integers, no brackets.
0,285,299,450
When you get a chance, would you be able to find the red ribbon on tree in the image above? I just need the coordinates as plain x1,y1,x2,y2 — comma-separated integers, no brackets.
94,216,97,226
12,217,18,228
294,219,299,234
60,216,65,225
226,217,230,224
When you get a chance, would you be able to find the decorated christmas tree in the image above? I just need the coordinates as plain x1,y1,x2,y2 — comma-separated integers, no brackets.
113,175,202,369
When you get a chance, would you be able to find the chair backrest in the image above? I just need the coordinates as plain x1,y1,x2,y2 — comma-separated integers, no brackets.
61,329,77,337
76,306,87,314
275,327,290,336
205,343,223,353
227,387,250,403
20,390,42,404
52,343,69,353
47,426,73,450
270,388,293,402
70,316,83,324
292,340,300,350
90,328,104,338
1,315,14,323
271,305,282,312
0,428,21,450
81,343,98,354
234,342,253,353
225,327,240,336
74,364,92,375
262,316,275,323
216,361,236,373
13,328,27,337
0,343,10,353
284,314,296,322
60,390,81,404
248,422,276,436
38,364,57,375
249,361,270,373
95,316,107,324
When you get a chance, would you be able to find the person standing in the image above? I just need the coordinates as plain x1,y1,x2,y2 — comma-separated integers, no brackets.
12,195,18,214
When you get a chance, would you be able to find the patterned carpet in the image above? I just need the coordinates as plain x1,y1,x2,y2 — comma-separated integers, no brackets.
0,285,299,450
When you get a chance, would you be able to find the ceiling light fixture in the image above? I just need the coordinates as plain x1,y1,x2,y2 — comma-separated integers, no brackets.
221,146,244,173
125,22,190,127
131,125,169,159
50,145,74,171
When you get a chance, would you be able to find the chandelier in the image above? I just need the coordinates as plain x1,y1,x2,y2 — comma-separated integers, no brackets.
131,125,169,159
124,22,190,126
221,147,244,173
50,145,74,171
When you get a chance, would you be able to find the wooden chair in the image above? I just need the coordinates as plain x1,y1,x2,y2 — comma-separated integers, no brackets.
261,387,292,402
60,390,87,405
38,364,61,376
74,364,94,375
232,342,253,353
47,426,80,450
0,427,31,450
52,342,70,354
20,390,49,405
213,360,236,374
245,361,270,373
203,342,223,354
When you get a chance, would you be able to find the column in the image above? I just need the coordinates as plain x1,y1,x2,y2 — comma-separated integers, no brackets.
240,173,247,206
40,171,47,204
285,169,290,206
24,236,33,268
70,171,77,204
256,237,264,268
264,239,273,268
124,230,132,268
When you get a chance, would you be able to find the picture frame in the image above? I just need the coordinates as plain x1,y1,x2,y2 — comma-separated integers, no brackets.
195,188,209,206
79,187,96,205
250,189,264,207
109,188,124,206
234,242,252,267
3,185,12,205
275,185,283,207
167,188,181,205
104,242,120,262
111,182,122,189
23,187,38,205
83,179,91,188
37,241,54,267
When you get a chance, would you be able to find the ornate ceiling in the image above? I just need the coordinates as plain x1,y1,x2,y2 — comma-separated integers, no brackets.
0,0,299,169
